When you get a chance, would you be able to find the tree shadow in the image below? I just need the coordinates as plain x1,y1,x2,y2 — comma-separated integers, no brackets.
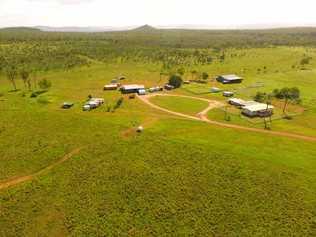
8,89,21,93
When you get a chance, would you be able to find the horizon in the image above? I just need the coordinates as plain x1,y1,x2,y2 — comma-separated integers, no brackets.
3,23,316,32
1,0,316,29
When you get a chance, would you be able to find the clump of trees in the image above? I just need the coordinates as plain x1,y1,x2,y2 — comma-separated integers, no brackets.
168,74,183,88
273,87,300,114
5,66,18,91
255,87,301,117
254,92,273,129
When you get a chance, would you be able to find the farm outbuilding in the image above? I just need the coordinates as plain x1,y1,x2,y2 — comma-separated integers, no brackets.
228,98,257,107
104,84,119,90
149,86,163,93
216,75,243,84
120,85,145,94
83,98,105,111
242,104,274,117
137,89,147,95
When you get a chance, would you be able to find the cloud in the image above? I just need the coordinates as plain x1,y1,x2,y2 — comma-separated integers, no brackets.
27,0,95,5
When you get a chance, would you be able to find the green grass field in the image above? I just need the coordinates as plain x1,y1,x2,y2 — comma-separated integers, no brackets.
1,43,316,236
149,95,209,116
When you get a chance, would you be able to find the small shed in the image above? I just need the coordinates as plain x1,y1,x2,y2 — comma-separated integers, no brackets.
137,89,146,95
90,98,104,106
104,84,118,91
216,75,243,84
149,86,163,93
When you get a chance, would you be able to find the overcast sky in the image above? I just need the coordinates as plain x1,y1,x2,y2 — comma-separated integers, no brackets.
1,0,316,28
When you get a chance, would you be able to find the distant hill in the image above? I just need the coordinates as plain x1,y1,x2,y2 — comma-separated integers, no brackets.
0,27,41,32
131,25,157,32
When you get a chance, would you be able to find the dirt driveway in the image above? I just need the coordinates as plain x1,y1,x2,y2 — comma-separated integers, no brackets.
138,93,316,142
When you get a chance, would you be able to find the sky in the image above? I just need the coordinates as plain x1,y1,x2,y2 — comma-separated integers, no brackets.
1,0,316,28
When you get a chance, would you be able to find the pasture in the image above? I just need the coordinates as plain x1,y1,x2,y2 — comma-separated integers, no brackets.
1,28,316,236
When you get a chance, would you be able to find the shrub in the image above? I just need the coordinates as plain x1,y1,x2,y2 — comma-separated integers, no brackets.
168,74,183,88
38,79,52,90
113,97,124,110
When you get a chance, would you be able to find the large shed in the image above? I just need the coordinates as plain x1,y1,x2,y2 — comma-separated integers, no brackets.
216,75,243,84
120,85,145,94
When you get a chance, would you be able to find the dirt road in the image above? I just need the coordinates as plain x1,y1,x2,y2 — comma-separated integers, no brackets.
138,94,316,142
0,148,82,191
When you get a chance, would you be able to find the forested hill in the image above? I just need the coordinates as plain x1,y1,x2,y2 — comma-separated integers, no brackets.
1,26,316,48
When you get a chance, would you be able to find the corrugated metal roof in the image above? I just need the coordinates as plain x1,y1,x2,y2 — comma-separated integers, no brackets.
243,103,274,112
221,74,242,80
121,84,145,90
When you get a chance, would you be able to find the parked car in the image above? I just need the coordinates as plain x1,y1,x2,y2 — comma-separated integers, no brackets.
61,102,74,109
164,84,175,90
223,91,234,97
210,87,221,93
82,104,91,111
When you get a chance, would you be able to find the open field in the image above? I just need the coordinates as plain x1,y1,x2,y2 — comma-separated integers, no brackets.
1,28,316,236
149,95,209,116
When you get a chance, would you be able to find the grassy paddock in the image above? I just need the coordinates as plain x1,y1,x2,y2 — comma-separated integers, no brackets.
1,45,316,236
149,95,209,116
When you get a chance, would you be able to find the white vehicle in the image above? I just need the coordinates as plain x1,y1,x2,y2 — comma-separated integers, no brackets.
137,89,147,95
82,104,91,111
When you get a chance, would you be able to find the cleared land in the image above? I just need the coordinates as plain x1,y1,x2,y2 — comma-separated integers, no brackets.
1,28,316,236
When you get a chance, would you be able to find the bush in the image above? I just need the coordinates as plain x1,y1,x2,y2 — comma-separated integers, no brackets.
201,72,209,80
254,92,267,102
38,79,52,90
113,97,124,110
168,74,183,88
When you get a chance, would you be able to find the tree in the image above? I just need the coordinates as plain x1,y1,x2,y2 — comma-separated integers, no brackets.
191,70,198,80
20,68,31,90
201,72,209,80
254,92,266,103
300,57,312,66
254,91,273,129
273,87,300,114
38,78,52,90
168,74,183,88
5,66,18,91
177,68,185,76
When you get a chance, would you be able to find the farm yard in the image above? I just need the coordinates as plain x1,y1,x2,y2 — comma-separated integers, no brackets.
1,27,316,236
